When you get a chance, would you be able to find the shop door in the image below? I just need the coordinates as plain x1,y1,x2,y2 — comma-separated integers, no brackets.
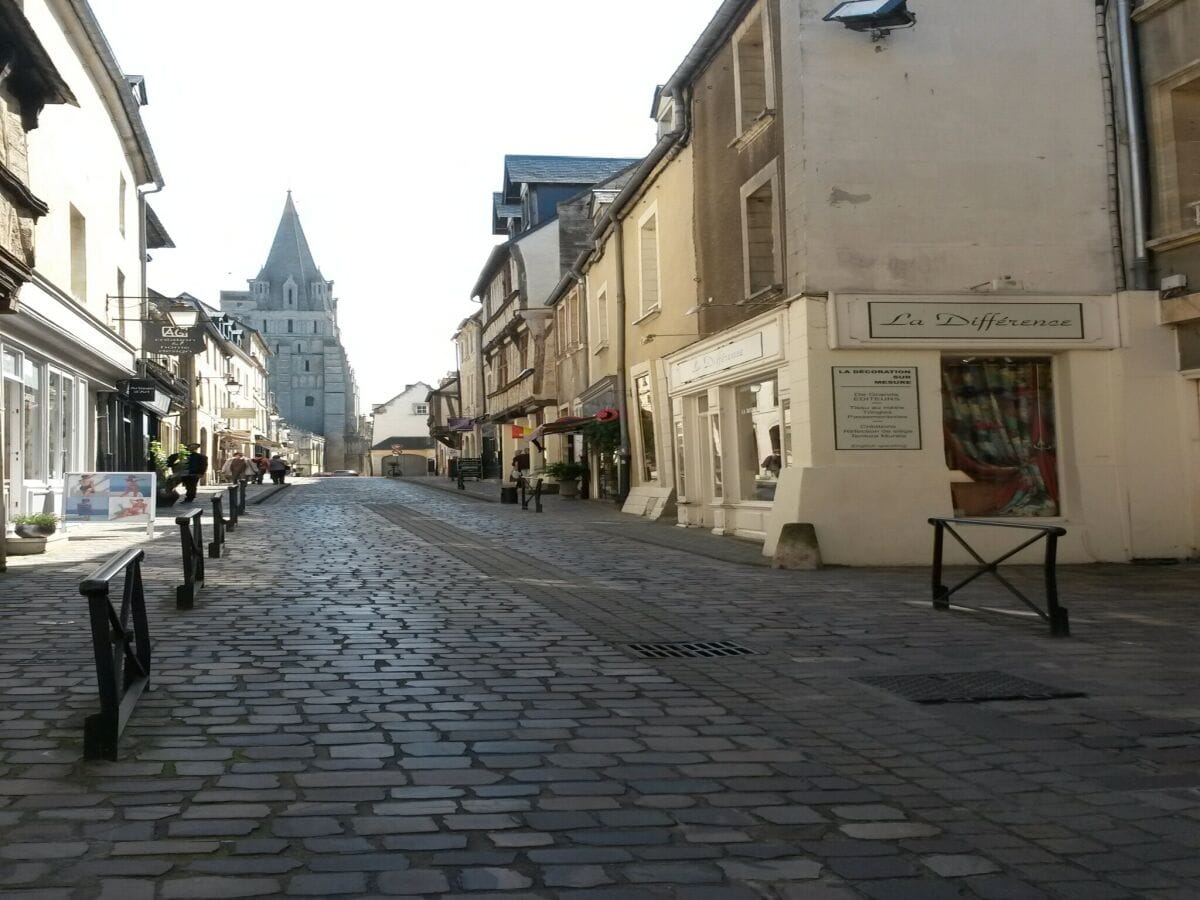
3,376,22,517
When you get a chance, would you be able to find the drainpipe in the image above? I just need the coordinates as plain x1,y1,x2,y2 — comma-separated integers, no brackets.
1095,1,1126,291
1114,0,1152,289
137,183,163,343
613,222,631,501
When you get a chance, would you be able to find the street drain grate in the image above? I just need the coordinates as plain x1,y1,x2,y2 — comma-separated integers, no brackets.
856,671,1086,705
627,640,757,659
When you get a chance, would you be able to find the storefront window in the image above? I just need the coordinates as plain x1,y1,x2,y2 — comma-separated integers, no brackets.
47,372,60,478
735,376,781,502
673,406,686,500
62,377,75,475
699,394,722,498
782,398,793,468
635,373,657,482
942,358,1059,517
23,359,43,482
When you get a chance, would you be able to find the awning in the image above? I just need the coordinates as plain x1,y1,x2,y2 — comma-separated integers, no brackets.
524,411,617,445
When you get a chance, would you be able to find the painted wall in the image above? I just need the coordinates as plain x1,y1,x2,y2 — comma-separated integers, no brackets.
373,382,435,443
779,0,1116,297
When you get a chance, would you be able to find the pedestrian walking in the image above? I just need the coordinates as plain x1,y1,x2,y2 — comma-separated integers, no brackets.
172,442,207,502
253,455,268,484
226,451,251,483
268,454,290,485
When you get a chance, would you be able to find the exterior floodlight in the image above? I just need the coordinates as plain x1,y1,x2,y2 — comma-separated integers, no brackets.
823,0,915,37
167,303,199,328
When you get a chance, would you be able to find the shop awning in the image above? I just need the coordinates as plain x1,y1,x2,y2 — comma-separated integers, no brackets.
524,409,619,445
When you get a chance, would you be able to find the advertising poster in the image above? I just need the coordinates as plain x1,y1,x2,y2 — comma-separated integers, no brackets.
64,472,157,534
832,367,922,450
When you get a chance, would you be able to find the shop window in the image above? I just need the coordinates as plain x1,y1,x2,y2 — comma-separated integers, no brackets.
672,400,687,500
23,358,43,482
635,373,658,482
741,162,781,299
638,211,660,315
734,376,781,502
942,358,1059,517
699,393,722,498
69,205,87,302
734,5,774,136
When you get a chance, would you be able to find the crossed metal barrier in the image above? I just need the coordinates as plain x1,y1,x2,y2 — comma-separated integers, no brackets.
929,516,1070,637
521,478,544,513
79,549,152,760
78,481,274,759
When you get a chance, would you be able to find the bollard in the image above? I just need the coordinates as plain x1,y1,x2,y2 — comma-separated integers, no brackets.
237,479,247,515
209,494,227,558
80,548,151,760
174,507,205,610
533,478,543,513
225,485,239,530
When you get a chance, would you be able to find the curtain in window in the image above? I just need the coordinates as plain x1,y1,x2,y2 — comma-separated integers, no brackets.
942,360,1058,517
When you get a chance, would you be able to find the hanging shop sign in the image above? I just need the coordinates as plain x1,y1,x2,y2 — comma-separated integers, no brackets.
125,380,157,402
832,366,921,450
144,323,206,355
447,417,474,432
831,294,1120,349
63,472,157,536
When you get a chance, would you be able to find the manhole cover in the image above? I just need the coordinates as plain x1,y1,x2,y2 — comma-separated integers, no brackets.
627,640,757,659
856,671,1085,705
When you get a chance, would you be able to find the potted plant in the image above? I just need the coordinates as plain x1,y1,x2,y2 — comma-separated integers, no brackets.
149,440,181,507
544,461,588,499
13,513,58,538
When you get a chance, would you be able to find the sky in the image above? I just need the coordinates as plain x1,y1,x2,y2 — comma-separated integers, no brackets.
87,0,721,408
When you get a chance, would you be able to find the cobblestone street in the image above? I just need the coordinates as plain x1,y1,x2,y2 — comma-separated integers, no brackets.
2,477,1199,899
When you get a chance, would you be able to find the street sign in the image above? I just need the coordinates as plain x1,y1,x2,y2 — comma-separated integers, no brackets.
145,323,206,355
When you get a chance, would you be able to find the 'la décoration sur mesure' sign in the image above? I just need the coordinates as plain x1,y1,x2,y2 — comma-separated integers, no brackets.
833,367,921,450
868,302,1084,340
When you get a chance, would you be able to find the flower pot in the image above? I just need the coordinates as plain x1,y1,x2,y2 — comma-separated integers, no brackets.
558,479,580,499
14,523,56,538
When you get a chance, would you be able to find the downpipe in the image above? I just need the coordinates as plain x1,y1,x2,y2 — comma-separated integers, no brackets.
1114,0,1152,289
613,222,632,501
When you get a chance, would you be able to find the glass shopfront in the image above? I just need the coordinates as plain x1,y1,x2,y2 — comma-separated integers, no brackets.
734,375,782,502
2,345,89,518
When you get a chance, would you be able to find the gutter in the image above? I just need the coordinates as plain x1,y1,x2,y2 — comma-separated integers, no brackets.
1112,0,1152,289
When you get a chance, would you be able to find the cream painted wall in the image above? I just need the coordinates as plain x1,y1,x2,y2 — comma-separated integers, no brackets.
779,0,1116,297
24,0,150,349
764,294,1199,565
519,224,561,307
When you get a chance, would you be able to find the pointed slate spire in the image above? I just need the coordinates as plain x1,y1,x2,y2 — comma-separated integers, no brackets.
258,191,324,284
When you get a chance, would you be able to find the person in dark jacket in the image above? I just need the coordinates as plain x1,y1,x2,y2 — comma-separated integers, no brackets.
176,442,207,502
268,454,290,485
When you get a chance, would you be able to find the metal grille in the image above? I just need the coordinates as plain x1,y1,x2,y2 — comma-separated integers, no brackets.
627,640,757,659
856,671,1085,705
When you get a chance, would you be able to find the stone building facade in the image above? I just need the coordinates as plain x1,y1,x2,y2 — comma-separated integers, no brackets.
220,193,361,470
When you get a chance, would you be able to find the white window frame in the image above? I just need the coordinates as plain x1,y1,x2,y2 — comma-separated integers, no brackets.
740,159,783,300
413,403,429,416
592,281,610,351
733,2,776,138
637,204,661,318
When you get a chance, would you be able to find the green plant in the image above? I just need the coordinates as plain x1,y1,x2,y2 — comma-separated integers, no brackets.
581,419,619,455
148,440,169,475
14,513,58,528
544,461,588,482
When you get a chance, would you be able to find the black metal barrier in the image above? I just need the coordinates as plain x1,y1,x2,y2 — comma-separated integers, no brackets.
236,480,247,516
174,508,205,610
79,548,151,760
521,478,544,513
929,517,1069,637
458,457,483,481
209,494,227,558
457,467,466,490
225,485,240,530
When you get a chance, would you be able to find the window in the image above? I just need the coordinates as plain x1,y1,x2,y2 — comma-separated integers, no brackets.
314,321,319,334
594,286,609,348
634,372,657,483
22,358,43,482
734,5,774,136
741,161,781,298
286,283,295,306
263,319,268,332
699,393,722,498
518,333,529,370
734,375,781,502
305,395,315,407
69,205,87,301
304,360,310,372
287,319,293,333
115,269,126,337
1162,73,1200,230
638,211,660,315
942,358,1059,517
118,174,127,236
672,399,687,500
413,403,429,415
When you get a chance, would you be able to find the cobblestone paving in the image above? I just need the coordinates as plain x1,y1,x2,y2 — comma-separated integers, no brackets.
1,477,1199,899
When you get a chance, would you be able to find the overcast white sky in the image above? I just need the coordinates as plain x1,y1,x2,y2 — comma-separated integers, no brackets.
87,1,719,408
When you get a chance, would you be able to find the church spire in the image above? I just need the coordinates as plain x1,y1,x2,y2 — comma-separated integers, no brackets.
258,192,324,285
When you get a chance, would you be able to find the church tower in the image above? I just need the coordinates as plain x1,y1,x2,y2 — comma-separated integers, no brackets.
220,193,361,470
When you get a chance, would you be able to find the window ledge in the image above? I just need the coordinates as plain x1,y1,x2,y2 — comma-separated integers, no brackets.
729,110,776,151
592,340,610,355
742,284,785,306
1147,226,1200,254
632,306,661,326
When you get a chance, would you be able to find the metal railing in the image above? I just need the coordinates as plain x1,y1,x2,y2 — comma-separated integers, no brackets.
174,507,205,610
79,548,151,760
209,494,228,558
235,480,247,516
521,478,544,513
929,517,1070,637
225,485,240,530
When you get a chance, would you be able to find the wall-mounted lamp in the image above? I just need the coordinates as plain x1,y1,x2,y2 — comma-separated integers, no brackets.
823,0,915,39
516,367,536,379
640,333,697,345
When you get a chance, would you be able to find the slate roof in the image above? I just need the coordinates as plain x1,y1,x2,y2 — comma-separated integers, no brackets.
372,435,435,451
503,155,640,188
146,204,175,249
258,192,324,284
492,191,522,220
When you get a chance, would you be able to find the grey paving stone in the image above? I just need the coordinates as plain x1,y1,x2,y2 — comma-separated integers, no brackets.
716,858,824,880
840,822,941,840
377,869,452,895
458,867,534,890
160,876,281,898
544,865,614,887
923,853,1002,877
286,872,367,895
